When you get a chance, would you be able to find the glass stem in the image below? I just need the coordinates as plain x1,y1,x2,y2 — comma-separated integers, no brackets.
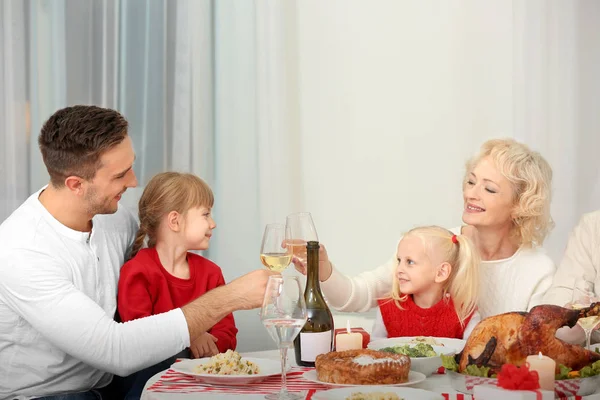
585,328,592,350
279,347,288,395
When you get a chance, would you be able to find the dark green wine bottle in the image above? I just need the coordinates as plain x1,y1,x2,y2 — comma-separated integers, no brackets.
293,241,334,367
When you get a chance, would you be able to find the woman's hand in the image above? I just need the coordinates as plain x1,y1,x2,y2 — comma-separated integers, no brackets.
291,242,333,282
568,289,600,309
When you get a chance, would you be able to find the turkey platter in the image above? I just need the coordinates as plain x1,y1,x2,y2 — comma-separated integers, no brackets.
456,302,600,374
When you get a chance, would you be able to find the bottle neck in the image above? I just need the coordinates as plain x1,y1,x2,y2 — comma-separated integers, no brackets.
305,241,323,296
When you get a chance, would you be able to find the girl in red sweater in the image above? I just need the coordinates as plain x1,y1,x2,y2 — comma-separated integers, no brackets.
118,172,237,359
373,226,480,340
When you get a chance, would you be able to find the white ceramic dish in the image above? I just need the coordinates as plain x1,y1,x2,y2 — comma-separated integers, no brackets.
170,357,286,385
446,370,600,397
368,338,458,376
302,370,426,387
312,386,444,400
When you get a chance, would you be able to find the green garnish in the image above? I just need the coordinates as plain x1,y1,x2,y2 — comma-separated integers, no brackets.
441,354,458,372
379,343,437,357
555,364,572,380
464,364,492,377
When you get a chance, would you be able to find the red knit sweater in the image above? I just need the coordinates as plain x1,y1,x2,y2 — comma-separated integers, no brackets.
118,248,237,353
377,295,472,339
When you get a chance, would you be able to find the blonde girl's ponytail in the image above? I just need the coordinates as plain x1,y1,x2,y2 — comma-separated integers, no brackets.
449,234,480,325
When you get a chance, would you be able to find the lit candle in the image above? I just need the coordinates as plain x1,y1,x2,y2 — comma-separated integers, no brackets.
335,320,363,352
526,352,556,390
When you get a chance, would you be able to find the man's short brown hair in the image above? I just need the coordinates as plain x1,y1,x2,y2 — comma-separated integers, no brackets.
38,105,129,187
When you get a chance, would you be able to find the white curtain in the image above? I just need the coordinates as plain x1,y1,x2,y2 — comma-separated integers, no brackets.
512,0,600,262
0,0,212,205
0,0,29,222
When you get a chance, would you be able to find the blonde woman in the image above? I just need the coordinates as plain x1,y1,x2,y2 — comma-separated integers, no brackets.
373,226,480,340
294,138,556,319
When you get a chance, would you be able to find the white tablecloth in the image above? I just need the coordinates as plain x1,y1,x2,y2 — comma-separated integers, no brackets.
140,350,600,400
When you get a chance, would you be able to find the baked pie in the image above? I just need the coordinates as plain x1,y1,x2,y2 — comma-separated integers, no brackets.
315,349,410,385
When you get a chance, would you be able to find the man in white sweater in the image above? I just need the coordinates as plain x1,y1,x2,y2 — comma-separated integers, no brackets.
544,211,600,344
0,106,274,400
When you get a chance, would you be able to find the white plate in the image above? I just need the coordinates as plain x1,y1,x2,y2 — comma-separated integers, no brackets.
367,340,457,376
313,386,444,400
368,336,466,353
170,357,285,385
302,370,426,387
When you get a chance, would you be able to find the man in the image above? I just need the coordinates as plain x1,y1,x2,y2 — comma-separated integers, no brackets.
544,211,600,345
0,106,274,400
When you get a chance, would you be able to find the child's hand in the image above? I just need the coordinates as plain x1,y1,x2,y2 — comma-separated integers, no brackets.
190,332,219,358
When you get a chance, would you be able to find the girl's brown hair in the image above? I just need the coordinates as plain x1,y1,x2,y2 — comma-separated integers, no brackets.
131,172,214,257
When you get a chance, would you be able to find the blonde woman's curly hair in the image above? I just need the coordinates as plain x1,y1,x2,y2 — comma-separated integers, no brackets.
465,138,554,247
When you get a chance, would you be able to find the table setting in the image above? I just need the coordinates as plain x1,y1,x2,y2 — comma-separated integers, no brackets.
141,212,600,400
140,347,600,400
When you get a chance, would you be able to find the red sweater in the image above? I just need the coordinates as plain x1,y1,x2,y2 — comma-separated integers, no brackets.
118,248,237,353
377,295,472,339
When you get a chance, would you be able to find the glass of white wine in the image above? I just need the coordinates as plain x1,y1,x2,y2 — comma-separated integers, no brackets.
572,285,600,350
260,276,307,400
285,212,318,265
260,224,293,272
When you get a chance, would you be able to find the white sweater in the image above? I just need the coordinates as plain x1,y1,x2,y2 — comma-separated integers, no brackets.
321,226,556,319
0,190,190,400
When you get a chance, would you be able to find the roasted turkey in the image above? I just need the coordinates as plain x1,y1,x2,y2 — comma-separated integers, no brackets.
457,302,600,374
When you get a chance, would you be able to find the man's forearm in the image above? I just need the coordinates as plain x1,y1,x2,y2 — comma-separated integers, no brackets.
181,284,241,342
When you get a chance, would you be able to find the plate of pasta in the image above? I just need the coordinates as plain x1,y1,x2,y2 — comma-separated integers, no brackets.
170,350,286,385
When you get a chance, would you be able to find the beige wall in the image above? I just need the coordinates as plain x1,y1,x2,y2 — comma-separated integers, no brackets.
295,0,514,276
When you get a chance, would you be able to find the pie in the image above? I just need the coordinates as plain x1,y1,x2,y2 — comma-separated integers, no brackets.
315,349,411,385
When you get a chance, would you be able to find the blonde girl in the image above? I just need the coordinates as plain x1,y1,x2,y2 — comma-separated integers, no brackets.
372,226,480,340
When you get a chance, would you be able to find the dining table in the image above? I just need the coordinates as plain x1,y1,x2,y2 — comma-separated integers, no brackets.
140,349,600,400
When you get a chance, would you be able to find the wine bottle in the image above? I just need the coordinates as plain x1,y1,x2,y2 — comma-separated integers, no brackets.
294,241,334,367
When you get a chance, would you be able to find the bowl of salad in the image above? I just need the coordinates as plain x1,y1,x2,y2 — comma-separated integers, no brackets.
442,354,600,396
369,342,454,376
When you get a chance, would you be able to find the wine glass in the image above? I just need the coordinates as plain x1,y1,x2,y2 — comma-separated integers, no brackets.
285,212,318,265
572,284,600,350
260,224,293,272
260,276,307,400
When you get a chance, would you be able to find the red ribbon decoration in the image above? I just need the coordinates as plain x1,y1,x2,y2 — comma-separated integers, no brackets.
497,363,541,390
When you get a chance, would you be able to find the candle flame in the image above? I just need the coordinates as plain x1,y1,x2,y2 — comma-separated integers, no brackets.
346,320,351,334
538,351,543,359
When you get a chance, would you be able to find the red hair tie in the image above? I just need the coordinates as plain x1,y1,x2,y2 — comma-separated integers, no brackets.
451,235,459,244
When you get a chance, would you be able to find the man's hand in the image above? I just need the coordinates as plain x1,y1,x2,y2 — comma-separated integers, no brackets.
290,242,333,282
182,269,278,343
190,332,219,358
227,269,279,310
